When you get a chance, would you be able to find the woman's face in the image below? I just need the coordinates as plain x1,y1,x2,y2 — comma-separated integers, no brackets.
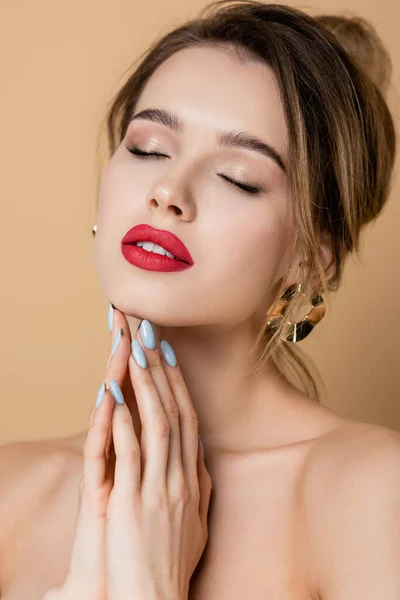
94,45,298,328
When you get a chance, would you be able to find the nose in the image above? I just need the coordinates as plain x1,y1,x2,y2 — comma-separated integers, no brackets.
146,174,195,221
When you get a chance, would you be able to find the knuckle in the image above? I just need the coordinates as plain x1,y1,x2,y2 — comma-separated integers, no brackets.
154,415,170,437
181,408,199,428
85,418,109,443
83,440,102,460
151,355,164,368
118,445,140,463
88,417,109,436
81,485,110,517
163,398,180,419
119,412,133,427
172,478,189,503
146,486,168,509
140,373,155,388
83,447,103,463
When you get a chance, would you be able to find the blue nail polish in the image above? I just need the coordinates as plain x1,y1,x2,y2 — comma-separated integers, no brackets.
140,320,156,350
131,340,148,368
95,382,106,408
109,379,125,404
160,340,177,367
108,303,113,332
111,328,123,357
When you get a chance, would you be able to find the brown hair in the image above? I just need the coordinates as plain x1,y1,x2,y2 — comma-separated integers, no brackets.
95,1,396,402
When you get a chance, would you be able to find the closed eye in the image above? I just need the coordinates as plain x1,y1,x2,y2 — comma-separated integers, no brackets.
125,144,263,195
217,174,261,195
126,146,168,159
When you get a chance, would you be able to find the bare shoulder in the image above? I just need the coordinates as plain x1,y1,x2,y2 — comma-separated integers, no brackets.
298,420,400,595
0,435,83,547
301,419,400,492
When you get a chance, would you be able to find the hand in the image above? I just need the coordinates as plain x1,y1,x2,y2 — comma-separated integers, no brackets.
43,308,132,600
104,310,213,600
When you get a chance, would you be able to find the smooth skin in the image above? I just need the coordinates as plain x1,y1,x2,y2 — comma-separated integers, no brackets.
44,307,212,600
94,44,337,459
1,45,400,599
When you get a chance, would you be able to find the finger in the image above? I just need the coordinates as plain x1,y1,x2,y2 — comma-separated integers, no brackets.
84,306,131,495
134,322,184,494
83,383,115,497
111,390,141,497
159,340,199,493
128,327,170,491
104,306,132,461
106,305,132,375
90,400,113,469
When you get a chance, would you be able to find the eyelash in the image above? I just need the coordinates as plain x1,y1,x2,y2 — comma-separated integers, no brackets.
125,145,262,195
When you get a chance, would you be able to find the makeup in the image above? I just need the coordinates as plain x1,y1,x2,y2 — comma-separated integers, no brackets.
121,244,192,272
121,223,194,272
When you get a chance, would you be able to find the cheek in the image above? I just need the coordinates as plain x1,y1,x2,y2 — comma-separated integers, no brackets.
206,176,294,285
197,209,291,320
94,158,130,293
208,189,292,275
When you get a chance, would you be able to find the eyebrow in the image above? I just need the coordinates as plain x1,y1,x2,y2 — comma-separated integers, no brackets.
128,107,287,175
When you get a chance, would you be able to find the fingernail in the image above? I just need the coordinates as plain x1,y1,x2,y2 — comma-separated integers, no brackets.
111,328,124,357
131,339,148,368
140,320,156,350
109,379,125,404
136,319,143,333
160,340,177,367
108,303,114,332
198,436,204,458
95,382,106,408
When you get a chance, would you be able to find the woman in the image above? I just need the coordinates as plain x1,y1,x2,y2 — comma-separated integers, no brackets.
0,1,398,599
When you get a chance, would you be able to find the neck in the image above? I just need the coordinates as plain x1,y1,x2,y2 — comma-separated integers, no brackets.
120,316,301,457
73,317,315,460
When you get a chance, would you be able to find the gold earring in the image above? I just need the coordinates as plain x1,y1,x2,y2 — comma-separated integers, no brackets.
266,282,325,342
92,224,97,236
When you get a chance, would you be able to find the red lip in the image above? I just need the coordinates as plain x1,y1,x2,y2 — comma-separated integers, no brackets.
121,224,194,265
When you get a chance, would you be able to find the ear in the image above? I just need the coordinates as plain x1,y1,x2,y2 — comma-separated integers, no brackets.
285,230,336,289
316,230,336,286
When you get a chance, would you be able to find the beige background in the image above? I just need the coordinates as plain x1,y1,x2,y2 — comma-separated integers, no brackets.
0,0,399,445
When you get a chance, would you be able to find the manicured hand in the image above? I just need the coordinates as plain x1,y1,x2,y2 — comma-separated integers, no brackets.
104,310,213,600
43,306,131,600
